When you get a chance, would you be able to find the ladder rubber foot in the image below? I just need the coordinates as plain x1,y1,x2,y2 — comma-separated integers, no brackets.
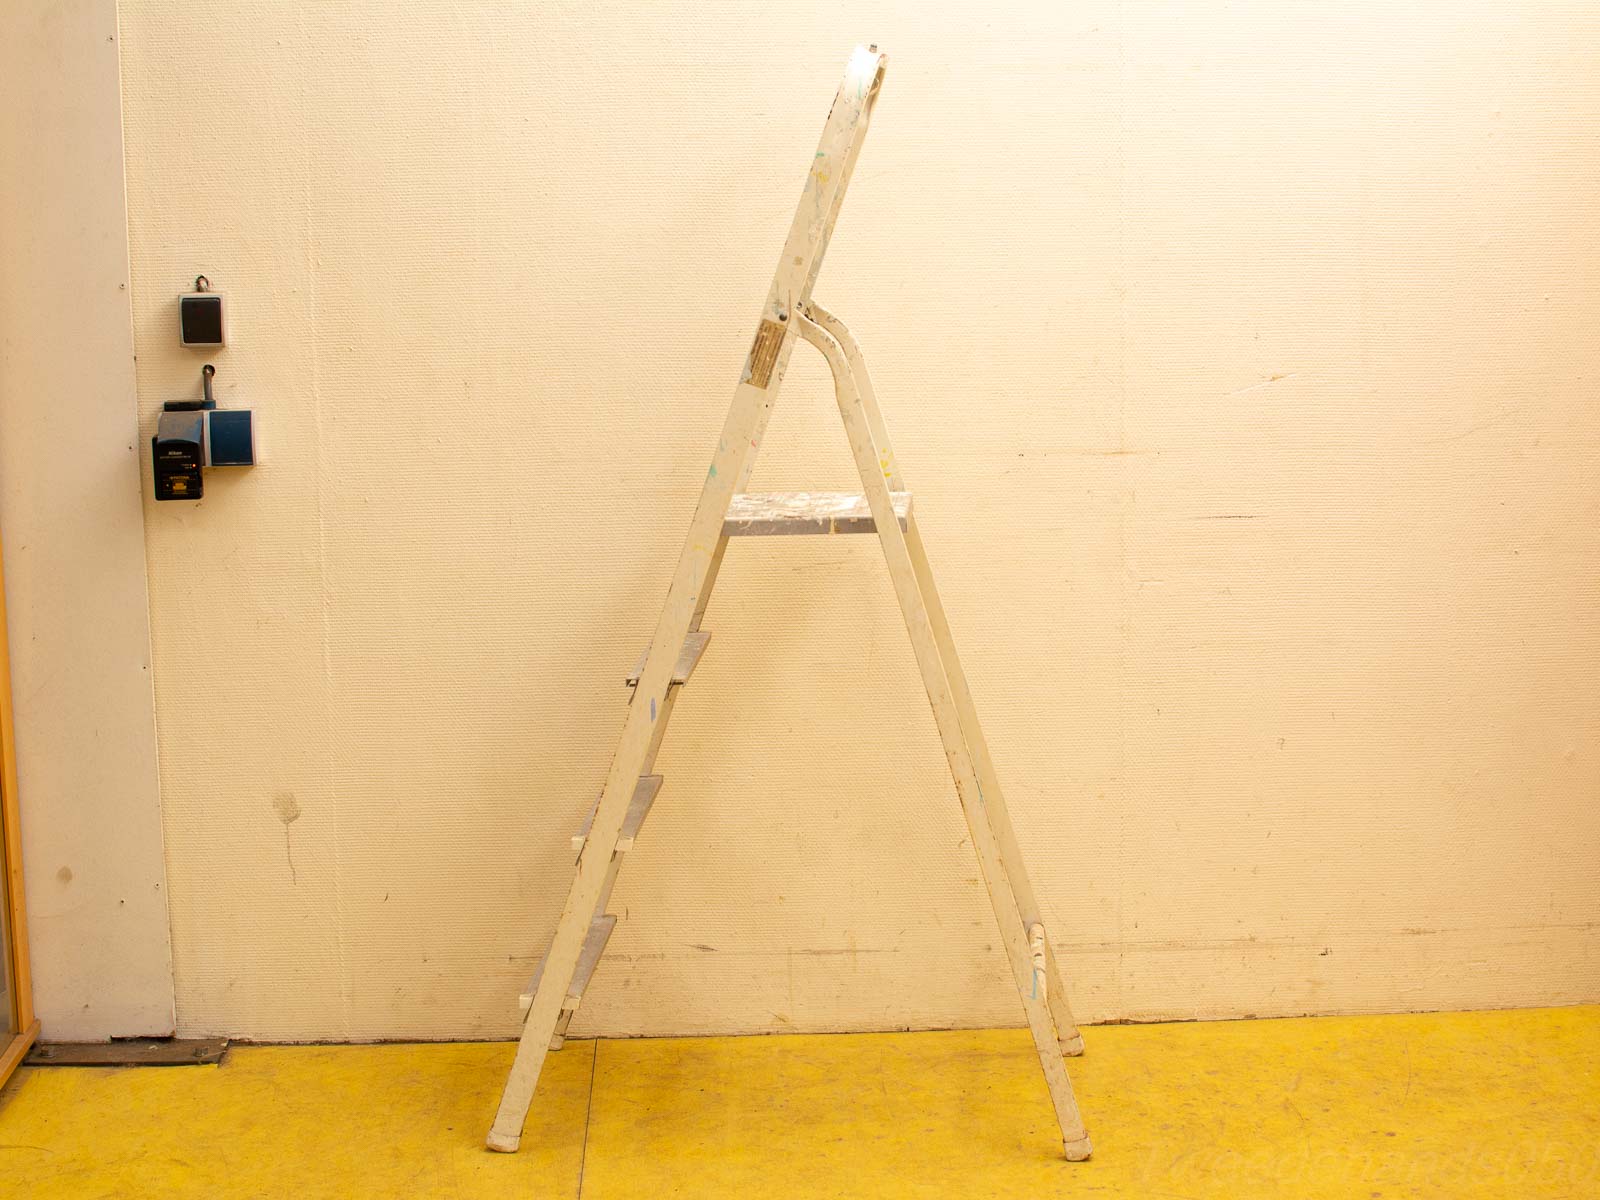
1060,1032,1085,1057
1063,1133,1093,1162
486,1131,521,1154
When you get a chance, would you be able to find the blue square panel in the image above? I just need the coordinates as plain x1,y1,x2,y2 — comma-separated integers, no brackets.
207,410,255,466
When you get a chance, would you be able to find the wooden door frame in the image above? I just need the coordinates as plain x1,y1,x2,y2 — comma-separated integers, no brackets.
0,526,39,1086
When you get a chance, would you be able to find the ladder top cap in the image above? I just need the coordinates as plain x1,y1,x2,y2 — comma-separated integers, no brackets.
847,45,888,87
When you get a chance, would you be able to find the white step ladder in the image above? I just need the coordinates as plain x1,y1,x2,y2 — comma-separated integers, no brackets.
487,45,1093,1161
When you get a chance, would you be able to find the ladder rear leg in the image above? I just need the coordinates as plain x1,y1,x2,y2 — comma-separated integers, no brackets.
795,312,1091,1159
902,519,1084,1056
807,302,1086,1057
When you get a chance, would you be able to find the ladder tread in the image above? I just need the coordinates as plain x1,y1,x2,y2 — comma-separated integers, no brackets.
725,491,912,536
626,630,711,687
519,913,618,1015
571,775,663,854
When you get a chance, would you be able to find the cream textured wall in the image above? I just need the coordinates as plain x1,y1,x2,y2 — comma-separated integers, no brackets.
0,0,175,1039
118,2,1600,1041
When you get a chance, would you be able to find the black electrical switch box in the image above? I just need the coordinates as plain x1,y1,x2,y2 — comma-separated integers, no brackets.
179,292,226,347
152,409,205,500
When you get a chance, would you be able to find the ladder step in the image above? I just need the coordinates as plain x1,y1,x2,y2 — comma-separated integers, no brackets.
518,914,618,1015
571,775,663,854
626,629,711,687
725,491,913,536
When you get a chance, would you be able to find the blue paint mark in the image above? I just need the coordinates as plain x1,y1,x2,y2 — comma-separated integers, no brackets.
708,463,718,479
650,698,657,721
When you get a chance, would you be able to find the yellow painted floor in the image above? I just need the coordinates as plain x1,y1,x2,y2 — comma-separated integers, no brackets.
0,1007,1595,1198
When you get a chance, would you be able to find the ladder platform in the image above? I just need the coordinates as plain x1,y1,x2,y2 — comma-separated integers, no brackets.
626,630,711,687
518,914,617,1015
725,491,912,536
571,775,663,854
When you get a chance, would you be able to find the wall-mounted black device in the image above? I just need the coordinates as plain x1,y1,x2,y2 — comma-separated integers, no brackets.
152,365,255,501
152,407,206,500
179,276,227,347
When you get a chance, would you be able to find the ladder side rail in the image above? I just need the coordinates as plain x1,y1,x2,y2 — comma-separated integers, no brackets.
792,313,1091,1160
488,47,887,1154
618,48,886,769
598,45,886,891
735,48,887,489
804,303,1085,1054
548,849,626,1048
550,536,730,1051
488,381,763,1150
